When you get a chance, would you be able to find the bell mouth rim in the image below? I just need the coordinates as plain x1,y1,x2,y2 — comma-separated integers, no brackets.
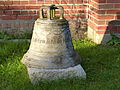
21,51,81,70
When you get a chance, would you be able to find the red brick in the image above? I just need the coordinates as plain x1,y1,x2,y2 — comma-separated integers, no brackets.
69,0,74,4
99,4,114,9
106,0,120,3
96,20,106,25
1,16,17,20
89,8,106,14
72,5,86,9
28,11,36,14
0,11,3,14
69,10,79,14
12,1,20,5
64,10,69,14
0,16,2,20
90,0,98,8
0,6,9,10
89,6,98,13
4,1,13,5
18,16,33,20
37,1,44,4
62,5,72,9
96,31,109,34
89,15,94,21
13,11,21,15
53,1,60,4
20,1,29,5
90,16,106,25
25,6,40,9
88,20,97,30
115,4,120,8
78,10,85,13
94,0,107,3
99,0,107,3
0,1,4,5
115,14,120,20
83,0,88,3
76,0,83,4
79,14,86,19
98,15,115,19
107,10,119,14
97,10,106,14
9,6,25,10
29,1,36,4
34,15,39,19
97,26,107,30
61,0,69,4
20,11,29,15
4,11,13,15
64,15,72,19
45,1,53,4
89,12,98,19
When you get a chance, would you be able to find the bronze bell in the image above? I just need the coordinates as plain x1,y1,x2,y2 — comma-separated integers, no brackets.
21,5,86,84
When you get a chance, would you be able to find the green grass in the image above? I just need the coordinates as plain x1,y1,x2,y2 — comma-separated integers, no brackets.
0,39,120,90
0,32,32,40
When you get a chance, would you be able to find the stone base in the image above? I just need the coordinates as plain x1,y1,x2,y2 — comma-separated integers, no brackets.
87,27,112,44
27,64,86,84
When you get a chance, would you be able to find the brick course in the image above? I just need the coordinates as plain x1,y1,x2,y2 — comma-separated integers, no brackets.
0,0,87,36
0,0,120,44
88,0,120,44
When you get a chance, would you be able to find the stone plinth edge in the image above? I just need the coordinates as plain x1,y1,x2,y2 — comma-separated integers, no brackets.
27,64,86,84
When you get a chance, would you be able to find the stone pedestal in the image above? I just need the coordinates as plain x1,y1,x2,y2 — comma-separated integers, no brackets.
27,64,86,84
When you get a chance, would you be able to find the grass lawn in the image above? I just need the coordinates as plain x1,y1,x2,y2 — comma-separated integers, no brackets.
0,38,120,90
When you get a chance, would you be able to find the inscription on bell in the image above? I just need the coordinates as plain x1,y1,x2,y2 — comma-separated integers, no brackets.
32,35,65,44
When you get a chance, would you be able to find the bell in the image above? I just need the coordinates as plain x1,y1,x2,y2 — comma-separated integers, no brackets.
21,5,86,84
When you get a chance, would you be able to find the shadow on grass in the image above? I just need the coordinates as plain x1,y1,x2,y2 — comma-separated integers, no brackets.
0,40,120,90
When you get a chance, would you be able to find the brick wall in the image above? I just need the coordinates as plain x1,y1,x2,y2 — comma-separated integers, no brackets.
0,0,88,36
88,0,120,44
0,0,120,43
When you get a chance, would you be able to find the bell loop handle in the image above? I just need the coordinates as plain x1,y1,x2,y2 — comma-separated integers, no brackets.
39,5,64,20
57,6,64,19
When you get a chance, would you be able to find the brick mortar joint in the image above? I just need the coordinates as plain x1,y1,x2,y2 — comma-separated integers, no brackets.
89,9,119,16
89,4,120,10
89,14,116,22
90,0,120,5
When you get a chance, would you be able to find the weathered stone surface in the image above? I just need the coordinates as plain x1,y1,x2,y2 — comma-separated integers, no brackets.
28,64,86,84
87,27,112,44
